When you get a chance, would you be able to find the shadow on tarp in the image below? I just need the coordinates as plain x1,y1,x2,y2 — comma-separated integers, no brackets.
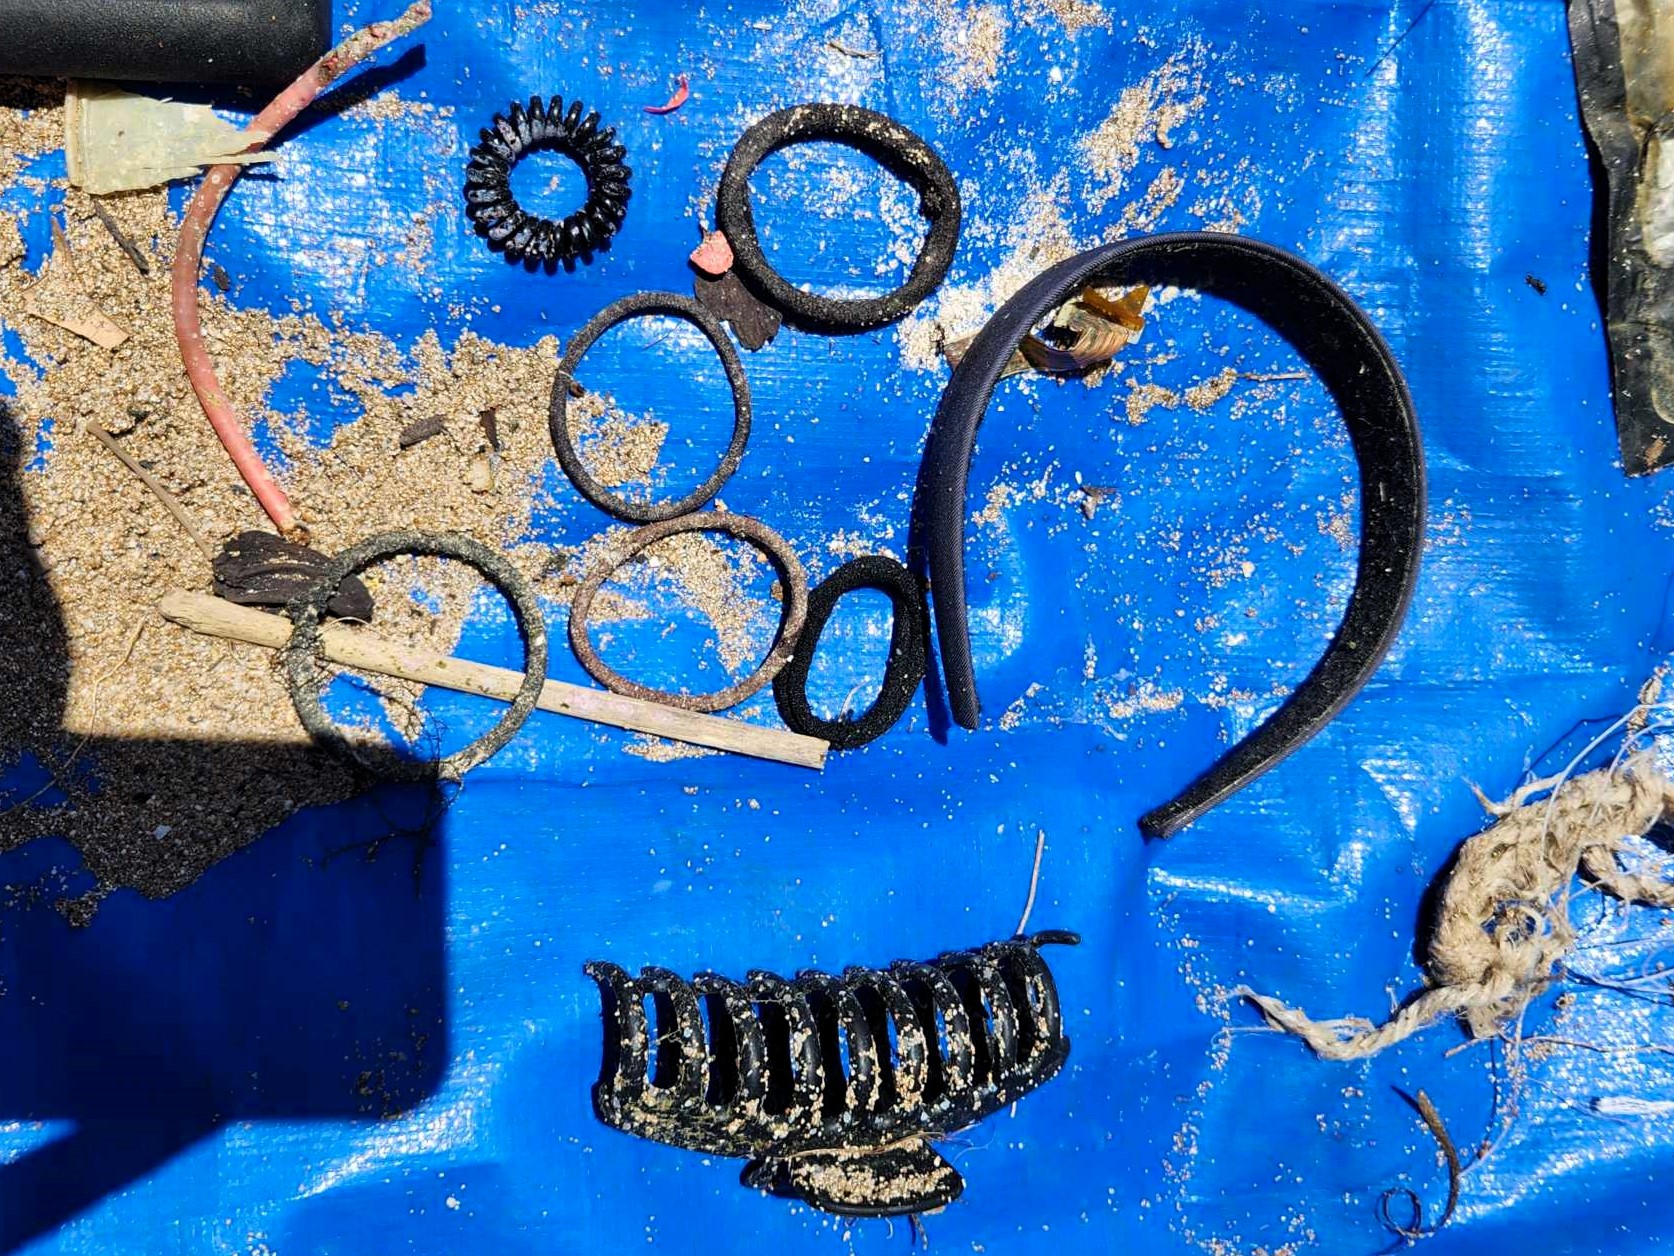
0,396,447,1248
0,808,447,1253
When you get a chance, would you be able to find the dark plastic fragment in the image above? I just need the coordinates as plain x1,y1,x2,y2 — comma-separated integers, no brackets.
212,530,373,622
693,270,782,351
1569,0,1674,475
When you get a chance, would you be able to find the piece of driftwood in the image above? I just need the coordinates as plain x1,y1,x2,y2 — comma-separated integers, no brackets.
157,590,828,770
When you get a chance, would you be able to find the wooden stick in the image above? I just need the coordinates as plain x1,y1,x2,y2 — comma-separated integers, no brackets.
89,201,152,275
87,422,216,560
157,590,828,771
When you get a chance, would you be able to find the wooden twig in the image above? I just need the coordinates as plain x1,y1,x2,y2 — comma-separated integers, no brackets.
1380,1089,1462,1241
88,201,151,275
26,222,131,349
827,39,880,59
1015,828,1047,937
86,422,215,560
398,413,446,449
157,591,829,770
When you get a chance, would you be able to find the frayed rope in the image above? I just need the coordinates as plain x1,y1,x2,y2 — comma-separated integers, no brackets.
1239,750,1674,1060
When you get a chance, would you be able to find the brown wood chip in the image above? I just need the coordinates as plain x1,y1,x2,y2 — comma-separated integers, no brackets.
398,413,446,448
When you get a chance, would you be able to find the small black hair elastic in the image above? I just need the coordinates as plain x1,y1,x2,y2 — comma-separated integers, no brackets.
568,512,808,714
464,95,631,267
913,233,1426,839
551,292,752,523
283,531,549,783
773,555,927,749
716,104,960,331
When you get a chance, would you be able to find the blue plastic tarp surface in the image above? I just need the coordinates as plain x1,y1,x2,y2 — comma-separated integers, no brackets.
5,0,1674,1252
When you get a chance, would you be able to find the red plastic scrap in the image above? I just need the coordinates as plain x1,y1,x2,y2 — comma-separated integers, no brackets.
645,74,690,115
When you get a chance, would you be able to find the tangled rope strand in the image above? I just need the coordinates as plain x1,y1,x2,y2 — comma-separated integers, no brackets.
1241,748,1674,1060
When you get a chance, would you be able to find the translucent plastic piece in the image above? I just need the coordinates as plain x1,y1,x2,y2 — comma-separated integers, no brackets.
64,82,273,195
1617,0,1674,265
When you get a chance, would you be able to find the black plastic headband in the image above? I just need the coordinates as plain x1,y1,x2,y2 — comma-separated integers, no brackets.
913,233,1426,837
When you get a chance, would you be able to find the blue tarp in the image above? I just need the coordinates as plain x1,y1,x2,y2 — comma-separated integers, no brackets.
5,0,1673,1252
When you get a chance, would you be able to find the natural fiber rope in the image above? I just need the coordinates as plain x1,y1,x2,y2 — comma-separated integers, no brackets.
1240,751,1674,1060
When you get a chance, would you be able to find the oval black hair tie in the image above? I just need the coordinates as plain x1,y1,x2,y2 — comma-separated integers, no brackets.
716,104,961,332
773,555,928,750
283,530,549,783
464,95,631,267
913,232,1426,839
551,292,752,523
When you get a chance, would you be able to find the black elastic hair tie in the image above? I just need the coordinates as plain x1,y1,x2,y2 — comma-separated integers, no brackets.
283,531,549,783
567,513,809,714
716,104,960,331
912,232,1426,838
773,555,928,749
550,292,752,523
464,95,631,267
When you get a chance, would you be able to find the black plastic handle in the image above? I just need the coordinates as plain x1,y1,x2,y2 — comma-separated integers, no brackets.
913,233,1426,838
0,0,329,84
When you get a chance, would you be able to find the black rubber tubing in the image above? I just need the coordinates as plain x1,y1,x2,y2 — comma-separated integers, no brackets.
772,555,928,749
913,232,1426,838
716,104,961,332
0,0,328,84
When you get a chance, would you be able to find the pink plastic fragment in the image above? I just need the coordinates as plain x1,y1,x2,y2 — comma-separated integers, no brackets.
689,230,735,277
